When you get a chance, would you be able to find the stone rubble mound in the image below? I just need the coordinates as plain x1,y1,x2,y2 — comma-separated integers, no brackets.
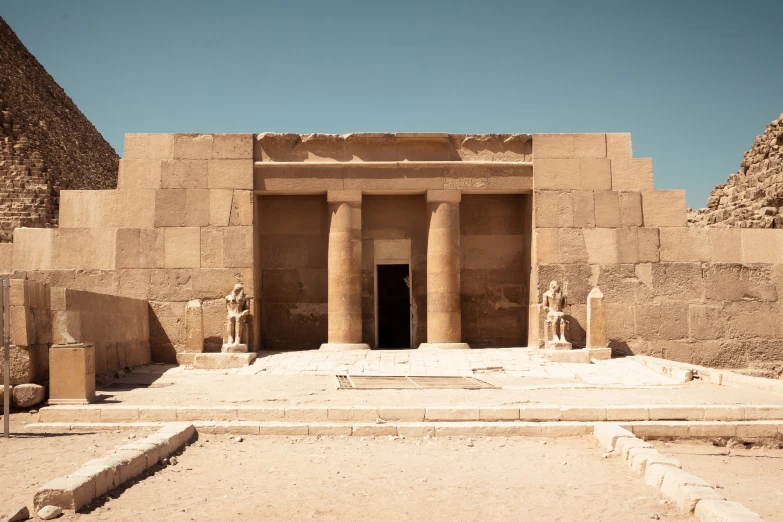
689,113,783,228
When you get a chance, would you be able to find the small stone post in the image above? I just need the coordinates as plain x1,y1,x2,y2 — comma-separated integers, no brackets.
586,287,606,348
185,299,204,353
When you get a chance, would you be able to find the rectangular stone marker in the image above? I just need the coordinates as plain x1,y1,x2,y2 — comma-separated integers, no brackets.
49,343,95,404
586,287,606,349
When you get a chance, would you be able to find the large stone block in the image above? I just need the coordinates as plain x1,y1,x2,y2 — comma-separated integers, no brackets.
160,159,208,189
659,227,710,262
689,304,724,340
741,229,783,264
124,134,174,160
185,189,210,227
650,262,703,301
208,159,253,189
618,191,643,226
12,228,54,270
173,134,213,159
200,228,225,268
572,191,596,227
164,228,201,268
534,159,610,190
52,229,117,270
223,226,253,268
594,191,620,227
229,190,254,226
154,189,186,227
212,134,253,159
635,301,688,340
616,227,660,263
642,190,686,227
534,191,573,228
118,159,161,190
573,134,606,158
209,189,234,226
533,134,574,158
708,228,742,263
115,228,141,269
702,264,777,302
612,158,654,190
583,228,618,265
606,133,632,159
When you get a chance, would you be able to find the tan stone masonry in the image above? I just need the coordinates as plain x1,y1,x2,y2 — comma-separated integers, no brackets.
0,131,781,368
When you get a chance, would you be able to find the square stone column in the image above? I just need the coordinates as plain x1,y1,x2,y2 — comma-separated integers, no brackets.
320,190,370,351
419,190,469,350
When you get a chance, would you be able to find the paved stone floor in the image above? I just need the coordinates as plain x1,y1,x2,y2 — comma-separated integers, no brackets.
227,348,675,385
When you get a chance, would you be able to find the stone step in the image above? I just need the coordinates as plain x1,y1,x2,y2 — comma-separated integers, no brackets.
35,404,783,424
25,420,783,439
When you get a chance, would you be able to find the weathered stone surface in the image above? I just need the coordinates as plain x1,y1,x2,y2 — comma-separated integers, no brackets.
12,383,45,407
6,506,29,522
37,505,62,520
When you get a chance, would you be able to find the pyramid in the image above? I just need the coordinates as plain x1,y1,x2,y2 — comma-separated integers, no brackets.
690,113,783,228
0,16,118,242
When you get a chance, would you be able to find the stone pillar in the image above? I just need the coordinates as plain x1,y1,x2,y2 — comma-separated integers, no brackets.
586,287,606,348
419,190,469,350
184,299,204,353
320,191,370,351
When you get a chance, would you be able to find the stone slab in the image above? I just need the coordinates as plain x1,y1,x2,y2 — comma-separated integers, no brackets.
192,353,257,369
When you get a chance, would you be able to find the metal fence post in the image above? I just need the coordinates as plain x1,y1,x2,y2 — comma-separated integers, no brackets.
2,278,9,438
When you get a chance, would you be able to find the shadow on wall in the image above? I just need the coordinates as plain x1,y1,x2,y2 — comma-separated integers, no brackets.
149,308,176,364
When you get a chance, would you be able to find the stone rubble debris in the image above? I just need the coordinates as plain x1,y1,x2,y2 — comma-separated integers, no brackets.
36,506,62,520
6,506,29,522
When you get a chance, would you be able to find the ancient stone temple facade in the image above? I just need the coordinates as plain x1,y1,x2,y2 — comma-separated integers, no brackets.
1,131,782,370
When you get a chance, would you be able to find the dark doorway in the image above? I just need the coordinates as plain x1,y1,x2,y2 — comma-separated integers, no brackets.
377,264,411,349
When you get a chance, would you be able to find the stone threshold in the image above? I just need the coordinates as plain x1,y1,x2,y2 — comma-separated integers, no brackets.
26,420,783,439
34,404,783,424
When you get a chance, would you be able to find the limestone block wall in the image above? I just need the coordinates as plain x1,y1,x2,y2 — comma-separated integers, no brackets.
4,134,256,363
50,287,150,376
8,279,149,383
8,279,51,384
461,194,531,347
531,133,783,369
258,195,328,351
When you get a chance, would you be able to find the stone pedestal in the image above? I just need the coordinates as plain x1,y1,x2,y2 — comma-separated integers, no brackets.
320,191,370,351
222,343,248,353
192,352,256,370
420,190,469,350
546,340,572,350
49,343,95,405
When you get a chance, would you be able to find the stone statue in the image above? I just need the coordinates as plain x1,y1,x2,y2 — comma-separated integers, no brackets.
542,280,570,349
223,283,249,352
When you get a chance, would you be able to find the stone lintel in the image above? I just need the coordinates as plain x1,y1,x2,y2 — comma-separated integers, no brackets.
426,189,462,203
327,190,362,204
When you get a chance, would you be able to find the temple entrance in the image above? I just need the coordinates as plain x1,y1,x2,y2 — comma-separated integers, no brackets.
376,264,411,349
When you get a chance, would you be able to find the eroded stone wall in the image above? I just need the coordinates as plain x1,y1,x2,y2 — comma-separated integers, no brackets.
532,133,783,371
461,194,531,347
8,279,149,384
690,114,783,228
258,195,328,351
0,17,119,242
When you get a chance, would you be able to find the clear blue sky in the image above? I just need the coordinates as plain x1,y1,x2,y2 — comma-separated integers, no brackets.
3,1,782,208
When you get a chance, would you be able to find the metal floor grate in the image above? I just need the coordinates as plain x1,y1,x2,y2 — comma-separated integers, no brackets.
336,375,497,390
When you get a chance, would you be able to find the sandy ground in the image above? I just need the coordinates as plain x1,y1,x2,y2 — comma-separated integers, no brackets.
654,440,783,522
0,413,156,514
94,366,783,408
67,435,689,522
